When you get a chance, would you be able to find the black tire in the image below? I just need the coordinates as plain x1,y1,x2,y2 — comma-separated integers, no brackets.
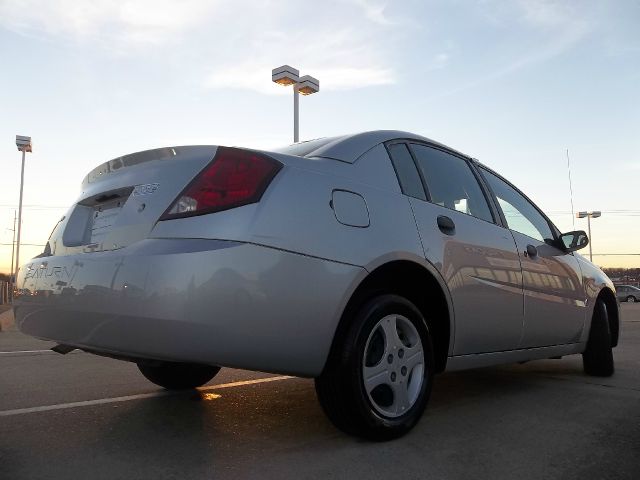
315,294,435,441
137,361,220,390
627,295,636,303
582,299,614,377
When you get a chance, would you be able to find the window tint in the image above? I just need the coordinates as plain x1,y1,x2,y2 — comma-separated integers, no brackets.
481,168,554,242
387,143,426,200
410,144,493,223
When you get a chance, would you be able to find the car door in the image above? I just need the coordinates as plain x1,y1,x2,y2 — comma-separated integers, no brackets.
387,142,524,355
479,167,586,347
616,286,626,302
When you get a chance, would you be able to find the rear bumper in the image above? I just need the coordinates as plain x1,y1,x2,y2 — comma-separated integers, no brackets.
14,239,363,376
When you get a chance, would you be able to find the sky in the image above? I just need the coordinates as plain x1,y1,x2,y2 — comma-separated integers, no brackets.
0,0,639,273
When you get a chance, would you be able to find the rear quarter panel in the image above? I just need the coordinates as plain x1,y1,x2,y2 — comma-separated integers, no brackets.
151,144,426,269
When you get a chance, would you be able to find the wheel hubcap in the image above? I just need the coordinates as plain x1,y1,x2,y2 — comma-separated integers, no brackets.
362,314,425,418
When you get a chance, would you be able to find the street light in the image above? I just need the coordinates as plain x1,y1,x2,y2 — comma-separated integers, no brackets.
576,210,601,262
14,135,32,292
272,65,320,143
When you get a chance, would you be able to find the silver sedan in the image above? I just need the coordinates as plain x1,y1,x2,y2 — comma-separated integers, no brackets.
616,285,640,303
14,130,619,440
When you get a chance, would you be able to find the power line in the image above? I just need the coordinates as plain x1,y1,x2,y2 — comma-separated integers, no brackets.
0,242,45,246
0,205,67,209
546,210,640,214
566,149,575,229
546,212,640,217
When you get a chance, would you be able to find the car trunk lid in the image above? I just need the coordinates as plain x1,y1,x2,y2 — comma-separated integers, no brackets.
49,146,217,255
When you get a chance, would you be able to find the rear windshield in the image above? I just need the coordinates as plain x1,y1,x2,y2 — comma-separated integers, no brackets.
272,136,343,157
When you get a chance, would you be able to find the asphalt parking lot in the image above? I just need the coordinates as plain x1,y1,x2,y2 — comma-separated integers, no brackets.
1,304,639,480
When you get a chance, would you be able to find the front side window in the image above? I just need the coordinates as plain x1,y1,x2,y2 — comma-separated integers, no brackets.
480,168,554,242
410,144,493,223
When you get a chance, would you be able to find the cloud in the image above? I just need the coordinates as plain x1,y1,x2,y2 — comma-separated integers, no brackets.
425,0,594,100
431,53,450,70
348,0,395,25
205,63,394,94
515,0,598,32
0,0,220,46
314,67,395,89
0,0,399,91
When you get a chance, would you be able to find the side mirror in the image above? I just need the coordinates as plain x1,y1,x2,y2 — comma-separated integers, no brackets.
559,230,589,252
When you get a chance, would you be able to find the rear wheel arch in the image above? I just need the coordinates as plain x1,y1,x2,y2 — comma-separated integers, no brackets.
325,259,453,374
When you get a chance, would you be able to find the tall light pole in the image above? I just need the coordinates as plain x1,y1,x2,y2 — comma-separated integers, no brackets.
577,210,601,262
14,135,32,288
9,211,16,300
272,65,320,143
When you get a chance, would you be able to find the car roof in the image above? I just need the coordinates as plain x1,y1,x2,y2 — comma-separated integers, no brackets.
272,130,470,164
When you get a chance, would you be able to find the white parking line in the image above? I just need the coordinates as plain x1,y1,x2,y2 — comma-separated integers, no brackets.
198,376,293,392
0,349,81,356
0,376,293,417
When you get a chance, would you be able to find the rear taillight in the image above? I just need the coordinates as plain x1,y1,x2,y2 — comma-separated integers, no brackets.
160,147,282,220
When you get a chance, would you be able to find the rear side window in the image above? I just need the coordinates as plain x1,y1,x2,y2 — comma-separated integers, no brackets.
410,144,494,223
387,144,426,200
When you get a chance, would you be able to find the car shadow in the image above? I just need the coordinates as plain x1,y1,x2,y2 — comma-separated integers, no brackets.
83,359,590,476
0,357,594,480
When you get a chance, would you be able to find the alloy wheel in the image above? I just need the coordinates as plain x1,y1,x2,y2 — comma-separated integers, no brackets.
362,314,425,418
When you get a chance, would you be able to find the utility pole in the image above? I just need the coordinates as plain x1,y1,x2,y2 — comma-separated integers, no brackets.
9,211,16,301
293,83,300,142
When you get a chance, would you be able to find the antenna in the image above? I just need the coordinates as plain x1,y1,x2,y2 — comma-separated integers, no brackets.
566,149,575,229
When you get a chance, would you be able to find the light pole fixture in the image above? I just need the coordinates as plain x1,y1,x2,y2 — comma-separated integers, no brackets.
14,135,32,291
576,210,601,262
272,65,320,143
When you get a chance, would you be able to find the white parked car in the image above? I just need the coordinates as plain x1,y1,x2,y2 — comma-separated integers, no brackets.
616,285,640,303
